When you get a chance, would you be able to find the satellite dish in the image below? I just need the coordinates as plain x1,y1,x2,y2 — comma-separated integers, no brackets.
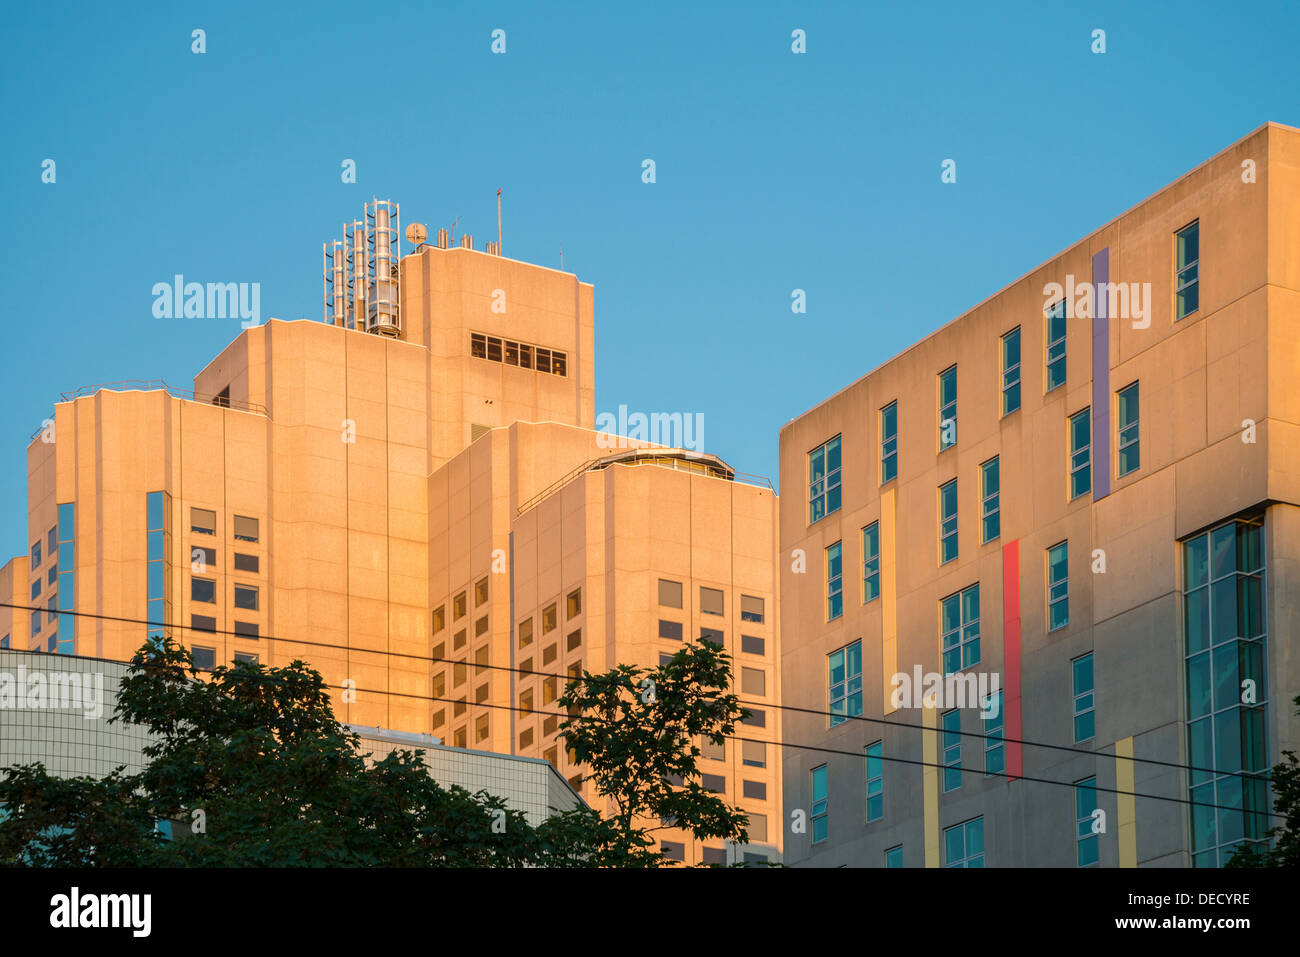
406,222,428,245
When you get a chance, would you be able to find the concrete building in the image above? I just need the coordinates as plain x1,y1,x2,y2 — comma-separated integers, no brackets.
0,207,780,864
779,122,1300,867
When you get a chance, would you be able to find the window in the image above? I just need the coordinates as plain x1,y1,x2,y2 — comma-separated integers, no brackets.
191,546,216,572
475,615,488,637
475,577,489,607
566,628,582,652
191,577,216,603
826,542,843,620
145,492,167,647
192,614,216,633
0,635,8,650
46,596,56,624
455,728,467,749
1001,327,1021,416
191,507,216,535
543,676,558,704
984,691,1005,775
542,643,557,665
658,653,674,667
741,708,766,728
979,458,1000,543
518,617,533,648
233,515,258,543
942,709,962,792
938,480,958,564
811,766,828,843
566,588,581,619
747,815,768,843
700,587,724,617
1047,542,1069,631
660,842,685,863
658,619,683,641
30,610,41,636
1072,653,1094,742
1117,383,1139,477
234,621,259,638
234,584,259,611
1076,777,1100,866
1045,298,1067,391
213,386,230,408
234,652,259,665
865,740,883,822
453,628,466,650
30,539,41,567
741,595,764,623
741,667,766,696
453,592,467,619
471,332,567,376
47,564,56,585
517,727,532,748
701,736,724,761
658,578,682,608
475,714,489,742
941,585,980,673
741,634,765,655
828,640,862,727
453,662,467,687
938,365,957,450
432,605,446,634
474,646,489,674
542,603,557,632
702,773,726,794
944,817,984,867
880,402,898,484
808,435,842,523
862,522,880,603
432,672,446,699
30,579,40,600
743,780,766,800
885,845,903,868
699,626,724,647
742,740,766,768
432,710,446,731
1176,220,1199,320
702,847,726,866
1069,408,1091,499
47,525,56,556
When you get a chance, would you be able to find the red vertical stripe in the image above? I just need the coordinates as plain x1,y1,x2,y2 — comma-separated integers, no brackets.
1002,540,1022,780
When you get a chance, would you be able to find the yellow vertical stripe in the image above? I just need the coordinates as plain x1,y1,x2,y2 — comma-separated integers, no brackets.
880,488,898,714
922,697,940,867
1116,736,1137,867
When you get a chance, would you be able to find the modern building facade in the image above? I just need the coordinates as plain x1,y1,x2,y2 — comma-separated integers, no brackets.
0,209,780,864
779,122,1300,867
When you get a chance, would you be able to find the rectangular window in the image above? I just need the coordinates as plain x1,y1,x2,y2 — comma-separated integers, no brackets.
826,542,843,620
47,526,56,556
191,507,216,535
30,539,41,568
0,635,9,650
1069,408,1091,499
475,615,488,637
940,584,980,673
192,646,216,671
938,480,958,564
518,617,533,648
811,765,828,843
942,709,962,792
234,584,259,611
828,639,862,727
234,621,259,639
944,817,984,867
475,576,489,607
475,714,489,742
862,522,880,603
742,780,766,800
658,578,683,608
566,588,581,619
1047,541,1069,630
542,643,557,665
741,595,764,623
741,708,766,727
191,546,216,572
1045,299,1067,391
885,845,903,868
980,457,1000,544
1076,777,1100,866
1072,652,1095,742
938,365,957,450
984,691,1005,776
453,628,466,650
1117,383,1140,477
234,652,260,666
1001,328,1021,416
191,577,216,603
192,614,216,633
880,402,898,484
700,587,724,616
865,740,883,822
234,552,258,573
700,626,725,647
542,603,558,632
741,634,765,656
47,564,56,586
1176,220,1199,320
702,773,726,794
808,435,842,523
658,619,683,641
31,610,42,636
742,740,766,768
432,605,446,634
30,579,40,600
233,515,258,543
454,592,467,619
567,628,581,652
741,666,766,696
701,735,724,761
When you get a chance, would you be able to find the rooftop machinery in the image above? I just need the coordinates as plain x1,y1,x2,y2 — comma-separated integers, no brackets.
322,199,402,338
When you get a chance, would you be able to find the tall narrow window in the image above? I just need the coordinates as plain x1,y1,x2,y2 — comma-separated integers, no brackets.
1117,383,1140,477
826,542,843,620
941,584,980,673
944,817,984,867
862,522,880,603
941,709,962,792
881,401,898,484
828,640,862,728
865,741,883,822
1176,220,1199,320
1047,542,1069,630
1069,408,1091,499
808,435,842,523
811,766,828,843
885,845,903,868
1045,299,1067,391
938,365,957,451
983,691,1005,775
938,480,958,564
980,457,1000,543
1076,777,1100,866
1001,328,1021,416
1072,653,1095,742
55,503,75,655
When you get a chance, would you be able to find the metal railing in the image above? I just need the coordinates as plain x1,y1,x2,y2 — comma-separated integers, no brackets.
56,379,269,416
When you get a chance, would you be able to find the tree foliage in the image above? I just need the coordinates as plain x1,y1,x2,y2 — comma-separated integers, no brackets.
1226,694,1300,868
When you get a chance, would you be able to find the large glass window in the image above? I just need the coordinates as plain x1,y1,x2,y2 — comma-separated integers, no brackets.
1046,299,1067,391
808,435,842,523
1069,408,1091,499
826,542,843,620
939,480,958,564
944,817,984,867
1072,653,1094,742
862,522,880,603
1117,383,1140,477
865,741,883,822
942,709,962,792
828,639,862,727
881,402,898,484
1001,328,1021,416
1076,777,1099,866
1048,542,1069,631
811,765,828,844
885,845,903,868
984,691,1005,776
938,365,957,451
147,493,170,646
1183,519,1268,867
1176,220,1199,320
980,457,1000,544
55,503,75,655
941,584,980,674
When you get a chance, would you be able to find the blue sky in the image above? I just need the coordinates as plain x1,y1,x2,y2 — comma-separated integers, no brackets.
2,1,1297,554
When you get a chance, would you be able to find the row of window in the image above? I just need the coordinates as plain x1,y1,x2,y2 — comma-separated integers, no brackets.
190,508,260,542
658,578,766,623
470,332,568,377
191,647,260,671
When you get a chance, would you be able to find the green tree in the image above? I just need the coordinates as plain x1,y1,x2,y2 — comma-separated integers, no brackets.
1226,694,1300,868
557,637,752,865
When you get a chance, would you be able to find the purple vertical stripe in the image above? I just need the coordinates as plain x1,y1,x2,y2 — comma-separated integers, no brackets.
1091,248,1110,500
